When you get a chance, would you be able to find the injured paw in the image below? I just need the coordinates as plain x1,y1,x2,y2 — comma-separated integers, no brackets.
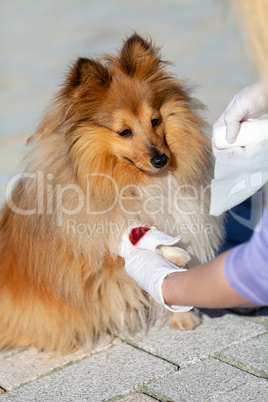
158,245,191,267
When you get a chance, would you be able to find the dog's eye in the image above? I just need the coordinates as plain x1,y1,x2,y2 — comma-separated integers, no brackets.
118,129,132,137
151,118,160,128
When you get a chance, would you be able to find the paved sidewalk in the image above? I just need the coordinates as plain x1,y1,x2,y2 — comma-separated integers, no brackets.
1,0,267,400
0,309,267,401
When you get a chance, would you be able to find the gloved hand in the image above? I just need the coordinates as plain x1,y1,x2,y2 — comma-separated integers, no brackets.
213,81,268,145
119,226,193,312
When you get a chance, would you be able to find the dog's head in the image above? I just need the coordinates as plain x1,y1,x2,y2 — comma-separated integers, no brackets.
52,34,210,186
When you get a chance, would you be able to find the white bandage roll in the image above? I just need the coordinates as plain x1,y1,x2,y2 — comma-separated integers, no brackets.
213,120,268,149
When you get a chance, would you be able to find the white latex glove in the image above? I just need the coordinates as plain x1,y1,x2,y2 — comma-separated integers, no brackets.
119,227,192,312
213,81,268,147
119,226,182,258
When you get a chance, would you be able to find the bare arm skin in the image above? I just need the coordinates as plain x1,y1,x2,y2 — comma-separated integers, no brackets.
162,251,258,309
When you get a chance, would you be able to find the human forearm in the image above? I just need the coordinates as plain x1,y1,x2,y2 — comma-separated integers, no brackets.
162,251,257,308
119,226,259,310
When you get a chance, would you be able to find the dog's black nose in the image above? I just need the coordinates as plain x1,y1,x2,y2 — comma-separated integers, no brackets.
150,153,168,169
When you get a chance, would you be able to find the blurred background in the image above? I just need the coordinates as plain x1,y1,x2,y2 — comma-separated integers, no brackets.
0,0,259,204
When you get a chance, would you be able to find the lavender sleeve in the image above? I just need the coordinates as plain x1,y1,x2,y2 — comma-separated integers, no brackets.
224,207,268,305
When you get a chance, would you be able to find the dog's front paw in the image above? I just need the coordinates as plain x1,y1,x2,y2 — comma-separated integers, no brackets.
158,245,191,267
169,310,201,331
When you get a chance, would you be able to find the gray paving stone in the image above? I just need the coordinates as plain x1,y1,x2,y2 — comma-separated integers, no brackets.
0,343,177,401
215,333,268,378
119,393,156,401
145,358,268,402
210,380,268,402
0,337,115,391
0,349,22,361
246,307,268,327
123,312,267,368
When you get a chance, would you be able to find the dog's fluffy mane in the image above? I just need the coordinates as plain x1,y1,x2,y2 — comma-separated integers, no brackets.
0,34,223,352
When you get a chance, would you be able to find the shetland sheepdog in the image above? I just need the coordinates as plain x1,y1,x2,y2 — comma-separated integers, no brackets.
0,34,222,353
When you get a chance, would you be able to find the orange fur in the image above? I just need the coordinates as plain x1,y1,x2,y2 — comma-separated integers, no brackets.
0,34,223,353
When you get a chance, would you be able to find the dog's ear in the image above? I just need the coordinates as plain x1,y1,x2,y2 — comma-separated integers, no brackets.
119,33,163,78
62,57,112,96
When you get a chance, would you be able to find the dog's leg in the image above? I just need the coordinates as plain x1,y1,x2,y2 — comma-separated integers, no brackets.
157,245,201,330
169,309,201,330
